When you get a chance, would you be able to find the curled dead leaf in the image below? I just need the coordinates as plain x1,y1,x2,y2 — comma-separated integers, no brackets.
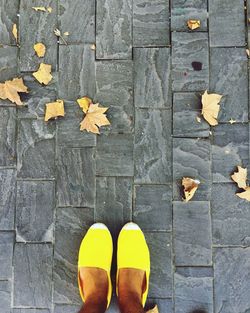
32,63,52,85
12,24,18,42
0,77,28,106
182,177,200,202
201,90,223,126
187,19,201,30
231,166,248,190
34,43,46,57
77,96,92,113
236,187,250,201
146,305,159,313
54,28,68,45
45,100,65,121
32,6,47,12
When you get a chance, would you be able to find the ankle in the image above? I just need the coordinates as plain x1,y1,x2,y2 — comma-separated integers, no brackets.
118,291,144,313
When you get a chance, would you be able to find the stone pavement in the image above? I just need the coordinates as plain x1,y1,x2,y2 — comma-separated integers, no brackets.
0,0,250,312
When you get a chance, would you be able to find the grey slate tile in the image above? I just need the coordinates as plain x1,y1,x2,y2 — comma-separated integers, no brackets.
210,48,248,123
0,232,14,280
174,267,213,313
0,169,16,230
0,0,19,45
212,124,249,182
214,247,250,313
0,46,18,82
57,147,95,207
16,181,54,242
19,0,57,71
134,48,171,109
145,232,172,298
173,138,211,200
54,305,80,313
58,0,95,44
211,183,250,246
134,109,172,184
96,134,134,177
209,0,245,47
14,243,53,307
171,0,208,31
95,60,133,133
58,44,96,100
173,92,210,137
146,299,173,313
0,108,16,166
96,0,132,59
133,0,169,46
133,185,172,232
17,119,55,178
54,207,93,304
0,280,11,313
173,201,212,266
13,310,51,313
172,32,209,92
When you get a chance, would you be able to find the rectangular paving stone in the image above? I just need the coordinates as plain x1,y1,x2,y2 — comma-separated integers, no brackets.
95,61,133,133
0,46,18,83
57,147,95,207
211,183,250,246
0,0,19,45
209,0,245,47
96,134,134,177
14,243,53,307
212,124,249,182
16,181,54,242
210,48,248,122
172,32,209,92
175,267,213,313
0,169,16,230
59,44,96,100
173,138,211,200
57,102,96,147
54,207,93,304
17,119,55,178
0,232,14,280
96,0,132,59
171,0,207,31
54,305,80,313
133,185,172,232
173,201,212,266
0,108,16,166
134,109,172,183
58,0,95,44
145,233,172,298
134,48,171,109
133,0,169,46
19,0,57,71
0,280,11,313
214,247,250,313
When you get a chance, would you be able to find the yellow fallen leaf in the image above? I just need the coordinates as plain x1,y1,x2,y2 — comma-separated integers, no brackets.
34,43,46,57
236,187,250,201
77,96,92,113
32,63,52,85
182,177,200,202
187,19,201,30
146,305,159,313
80,103,110,134
32,6,47,12
47,7,52,13
12,24,18,42
201,90,223,126
45,99,65,121
0,77,28,106
231,166,248,190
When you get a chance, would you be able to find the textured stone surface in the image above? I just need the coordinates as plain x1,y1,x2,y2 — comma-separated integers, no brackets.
0,108,16,166
0,0,19,44
133,185,172,231
0,169,16,230
54,305,80,313
16,181,54,242
59,44,96,100
17,119,55,178
19,0,57,71
0,46,18,82
0,280,11,313
173,201,212,266
172,32,209,91
96,134,134,176
14,243,53,307
209,0,245,47
211,183,250,246
212,124,249,182
133,0,169,46
134,48,171,109
146,299,173,313
54,207,93,304
173,138,211,200
57,147,95,207
0,232,14,280
173,92,210,137
95,61,133,133
214,247,250,313
13,310,51,313
96,0,132,59
135,109,172,183
210,48,248,122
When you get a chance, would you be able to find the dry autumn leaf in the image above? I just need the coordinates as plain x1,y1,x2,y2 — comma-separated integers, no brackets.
34,43,46,57
236,187,250,201
77,96,92,113
0,77,28,105
47,7,52,13
32,6,47,12
32,63,52,85
146,305,159,313
201,90,223,126
182,177,200,202
12,24,18,42
187,19,201,30
45,99,65,121
231,166,248,190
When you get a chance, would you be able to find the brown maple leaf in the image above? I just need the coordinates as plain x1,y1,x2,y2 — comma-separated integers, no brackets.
201,90,223,126
231,166,248,190
0,77,28,105
182,177,200,202
44,99,65,121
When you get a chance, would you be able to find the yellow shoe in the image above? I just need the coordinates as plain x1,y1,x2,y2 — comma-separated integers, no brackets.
117,222,150,307
78,223,113,308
